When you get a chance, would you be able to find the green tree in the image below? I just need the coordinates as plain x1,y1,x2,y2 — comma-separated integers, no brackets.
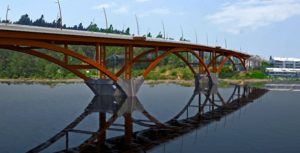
87,22,100,32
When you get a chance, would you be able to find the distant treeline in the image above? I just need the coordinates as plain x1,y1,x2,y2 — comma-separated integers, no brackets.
1,14,185,40
0,14,192,79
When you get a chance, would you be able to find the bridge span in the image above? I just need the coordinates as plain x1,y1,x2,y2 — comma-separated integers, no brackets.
0,23,251,96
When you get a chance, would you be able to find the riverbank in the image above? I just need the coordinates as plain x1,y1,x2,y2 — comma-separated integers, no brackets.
0,78,274,86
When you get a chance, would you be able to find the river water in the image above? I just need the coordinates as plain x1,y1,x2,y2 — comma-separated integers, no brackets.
0,83,299,153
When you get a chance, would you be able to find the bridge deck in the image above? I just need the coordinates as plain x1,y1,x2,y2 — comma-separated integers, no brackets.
0,23,250,57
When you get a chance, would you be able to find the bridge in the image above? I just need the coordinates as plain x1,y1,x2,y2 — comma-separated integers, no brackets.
0,23,251,97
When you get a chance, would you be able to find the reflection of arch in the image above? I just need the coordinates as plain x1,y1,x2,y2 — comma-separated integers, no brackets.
0,38,118,81
207,54,246,73
116,49,196,77
0,45,89,80
142,48,210,78
168,85,244,122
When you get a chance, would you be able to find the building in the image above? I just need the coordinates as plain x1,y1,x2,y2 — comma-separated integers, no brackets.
267,57,300,78
269,57,300,69
266,68,300,78
246,55,264,69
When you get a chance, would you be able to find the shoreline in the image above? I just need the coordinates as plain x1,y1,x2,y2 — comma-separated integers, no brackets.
0,78,274,85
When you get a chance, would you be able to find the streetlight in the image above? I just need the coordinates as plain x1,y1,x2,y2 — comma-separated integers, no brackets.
56,0,62,30
162,21,165,39
206,33,209,46
135,14,140,36
194,29,198,43
5,5,10,25
180,25,184,40
103,7,108,32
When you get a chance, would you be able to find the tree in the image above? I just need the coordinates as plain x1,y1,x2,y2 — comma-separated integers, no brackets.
14,14,32,25
78,23,84,30
147,32,152,37
125,27,130,35
33,15,46,26
156,32,163,38
87,22,100,32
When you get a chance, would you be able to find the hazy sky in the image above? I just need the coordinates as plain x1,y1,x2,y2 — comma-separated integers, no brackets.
1,0,300,59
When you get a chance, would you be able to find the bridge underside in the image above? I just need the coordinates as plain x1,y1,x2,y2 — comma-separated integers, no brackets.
0,25,250,96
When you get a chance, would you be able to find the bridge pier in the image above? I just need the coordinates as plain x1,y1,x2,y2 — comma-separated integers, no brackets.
85,76,144,97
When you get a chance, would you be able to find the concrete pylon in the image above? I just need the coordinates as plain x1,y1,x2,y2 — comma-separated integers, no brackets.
85,76,144,97
85,79,118,96
116,76,144,97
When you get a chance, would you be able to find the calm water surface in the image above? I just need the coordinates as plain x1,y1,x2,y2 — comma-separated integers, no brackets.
0,83,300,153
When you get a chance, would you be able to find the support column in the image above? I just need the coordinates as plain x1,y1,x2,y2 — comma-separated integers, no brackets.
117,76,144,97
198,50,204,74
125,46,133,80
124,113,133,144
97,112,106,146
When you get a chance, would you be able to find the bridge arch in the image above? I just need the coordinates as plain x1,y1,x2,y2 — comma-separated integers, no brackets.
116,49,196,77
216,54,246,73
0,38,118,81
0,45,89,80
207,54,246,73
142,48,210,78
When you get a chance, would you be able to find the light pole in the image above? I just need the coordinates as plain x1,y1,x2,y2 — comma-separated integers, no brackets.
56,0,62,30
194,29,198,43
135,14,140,36
103,7,108,32
180,25,184,40
162,21,165,39
206,33,209,46
5,5,10,25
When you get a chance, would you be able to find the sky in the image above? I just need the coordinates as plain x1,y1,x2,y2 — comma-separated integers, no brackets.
1,0,300,59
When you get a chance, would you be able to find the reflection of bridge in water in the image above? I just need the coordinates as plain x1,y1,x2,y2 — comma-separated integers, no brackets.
27,84,268,153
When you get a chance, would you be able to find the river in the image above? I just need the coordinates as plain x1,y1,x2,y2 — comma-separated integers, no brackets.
0,83,299,153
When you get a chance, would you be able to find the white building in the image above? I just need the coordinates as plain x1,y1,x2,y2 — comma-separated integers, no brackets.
246,55,264,69
266,68,300,78
269,57,300,69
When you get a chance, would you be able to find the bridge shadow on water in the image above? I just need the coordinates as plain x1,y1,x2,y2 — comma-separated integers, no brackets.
27,84,268,153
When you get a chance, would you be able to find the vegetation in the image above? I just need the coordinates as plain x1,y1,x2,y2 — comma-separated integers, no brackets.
0,14,269,81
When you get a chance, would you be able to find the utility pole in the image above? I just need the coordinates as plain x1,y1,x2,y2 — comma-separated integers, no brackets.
162,21,165,39
6,5,10,25
224,39,227,48
56,0,62,30
103,7,108,32
135,14,140,36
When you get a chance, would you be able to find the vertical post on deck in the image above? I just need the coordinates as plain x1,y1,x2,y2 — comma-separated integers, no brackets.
212,51,217,73
125,46,133,80
155,46,158,58
96,44,101,78
124,113,132,144
101,46,106,79
64,44,68,64
198,50,204,73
